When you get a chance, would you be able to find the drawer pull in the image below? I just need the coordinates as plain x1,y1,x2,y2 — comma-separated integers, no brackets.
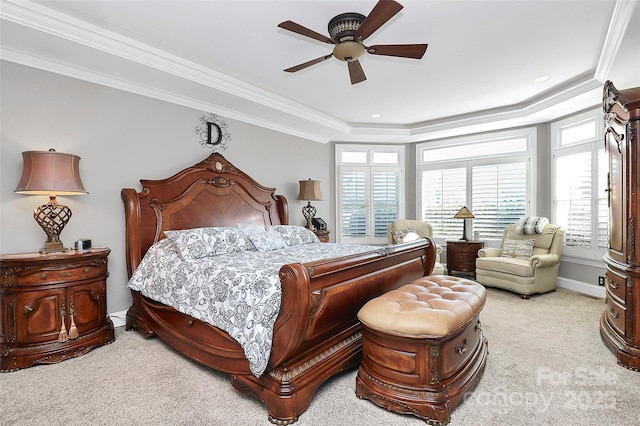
83,268,90,273
609,280,618,289
61,272,72,277
609,308,619,319
456,339,468,355
40,273,47,280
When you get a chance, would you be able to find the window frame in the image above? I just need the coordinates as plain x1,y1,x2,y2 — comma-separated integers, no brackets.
335,144,405,244
417,128,537,245
551,108,606,262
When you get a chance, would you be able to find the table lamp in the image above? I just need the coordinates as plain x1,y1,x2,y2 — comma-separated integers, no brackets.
15,149,88,253
297,178,323,230
454,206,474,241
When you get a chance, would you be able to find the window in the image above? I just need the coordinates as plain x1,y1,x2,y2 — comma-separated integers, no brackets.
418,129,535,241
552,109,606,260
336,145,404,244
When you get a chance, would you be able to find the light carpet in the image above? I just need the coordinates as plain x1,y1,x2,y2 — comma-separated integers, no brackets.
2,287,640,425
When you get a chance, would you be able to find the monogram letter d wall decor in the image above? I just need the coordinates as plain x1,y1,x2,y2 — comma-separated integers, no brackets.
195,113,231,152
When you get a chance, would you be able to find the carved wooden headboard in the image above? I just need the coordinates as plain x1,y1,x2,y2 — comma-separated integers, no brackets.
121,153,288,277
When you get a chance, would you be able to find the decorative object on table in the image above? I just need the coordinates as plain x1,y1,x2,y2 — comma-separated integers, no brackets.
195,113,231,152
75,239,92,253
453,206,474,241
298,178,323,229
14,149,88,253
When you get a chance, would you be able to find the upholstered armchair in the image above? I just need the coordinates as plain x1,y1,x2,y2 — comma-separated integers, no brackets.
388,220,444,275
475,223,565,298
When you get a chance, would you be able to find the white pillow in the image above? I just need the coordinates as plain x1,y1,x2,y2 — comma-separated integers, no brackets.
164,227,249,259
237,223,267,236
402,231,420,243
269,225,320,246
249,229,288,252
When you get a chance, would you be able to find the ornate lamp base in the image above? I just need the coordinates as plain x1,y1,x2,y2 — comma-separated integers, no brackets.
302,201,317,230
34,196,73,253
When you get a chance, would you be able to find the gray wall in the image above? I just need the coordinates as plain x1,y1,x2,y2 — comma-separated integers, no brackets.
0,61,332,314
1,61,606,316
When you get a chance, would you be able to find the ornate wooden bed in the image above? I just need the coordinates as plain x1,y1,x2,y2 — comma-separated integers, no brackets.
122,153,436,424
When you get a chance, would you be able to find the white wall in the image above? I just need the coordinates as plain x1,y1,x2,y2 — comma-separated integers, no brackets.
0,61,332,313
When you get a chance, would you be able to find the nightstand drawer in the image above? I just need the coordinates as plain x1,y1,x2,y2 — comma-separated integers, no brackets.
14,262,106,287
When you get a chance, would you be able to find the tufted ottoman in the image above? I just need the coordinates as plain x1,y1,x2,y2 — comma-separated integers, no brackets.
355,275,488,425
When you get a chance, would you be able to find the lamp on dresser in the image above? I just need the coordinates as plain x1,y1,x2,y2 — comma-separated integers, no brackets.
298,178,323,230
14,149,88,253
454,206,474,241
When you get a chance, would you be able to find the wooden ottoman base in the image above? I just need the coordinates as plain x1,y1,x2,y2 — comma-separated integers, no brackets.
355,276,488,425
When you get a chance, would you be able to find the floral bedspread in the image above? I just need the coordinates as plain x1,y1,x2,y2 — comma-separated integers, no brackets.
127,238,377,377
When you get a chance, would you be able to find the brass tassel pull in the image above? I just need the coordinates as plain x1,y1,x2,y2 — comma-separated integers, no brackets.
58,299,68,343
68,301,78,340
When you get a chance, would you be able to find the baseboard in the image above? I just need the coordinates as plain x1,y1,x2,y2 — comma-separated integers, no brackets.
557,277,605,299
108,310,127,328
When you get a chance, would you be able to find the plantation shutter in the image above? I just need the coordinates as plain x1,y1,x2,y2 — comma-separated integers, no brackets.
556,151,592,248
472,162,527,239
421,168,467,238
373,170,400,237
597,148,609,249
340,169,368,237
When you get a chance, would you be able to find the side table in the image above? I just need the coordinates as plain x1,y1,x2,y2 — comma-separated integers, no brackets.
0,248,115,372
313,229,330,243
446,240,484,278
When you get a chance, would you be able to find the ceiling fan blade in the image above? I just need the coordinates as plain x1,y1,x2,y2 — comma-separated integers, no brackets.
284,54,333,73
355,0,403,41
347,59,367,85
367,44,428,59
278,20,335,44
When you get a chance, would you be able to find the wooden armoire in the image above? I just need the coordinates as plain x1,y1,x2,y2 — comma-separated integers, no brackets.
601,80,640,371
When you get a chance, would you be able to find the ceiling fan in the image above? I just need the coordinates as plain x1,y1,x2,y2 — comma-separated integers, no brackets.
278,0,428,85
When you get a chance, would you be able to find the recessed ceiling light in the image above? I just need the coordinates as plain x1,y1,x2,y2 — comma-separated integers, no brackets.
371,113,381,118
534,75,550,83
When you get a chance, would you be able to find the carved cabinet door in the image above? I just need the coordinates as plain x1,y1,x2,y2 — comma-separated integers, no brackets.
15,288,65,345
605,116,628,265
69,280,107,335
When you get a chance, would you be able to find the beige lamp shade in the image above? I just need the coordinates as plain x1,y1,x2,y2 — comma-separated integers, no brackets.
15,150,87,196
15,149,87,253
297,179,323,201
454,206,474,219
297,179,322,230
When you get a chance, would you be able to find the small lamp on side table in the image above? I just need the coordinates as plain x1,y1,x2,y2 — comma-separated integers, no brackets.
454,206,474,241
297,178,323,230
14,149,88,253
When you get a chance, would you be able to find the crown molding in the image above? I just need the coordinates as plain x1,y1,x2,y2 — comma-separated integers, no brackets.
1,0,636,144
595,0,638,81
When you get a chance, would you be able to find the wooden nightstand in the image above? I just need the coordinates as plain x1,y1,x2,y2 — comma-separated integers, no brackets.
446,240,484,278
313,229,330,243
0,248,115,372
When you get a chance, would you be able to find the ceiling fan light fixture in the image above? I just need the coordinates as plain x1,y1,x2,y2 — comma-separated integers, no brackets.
333,40,365,62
